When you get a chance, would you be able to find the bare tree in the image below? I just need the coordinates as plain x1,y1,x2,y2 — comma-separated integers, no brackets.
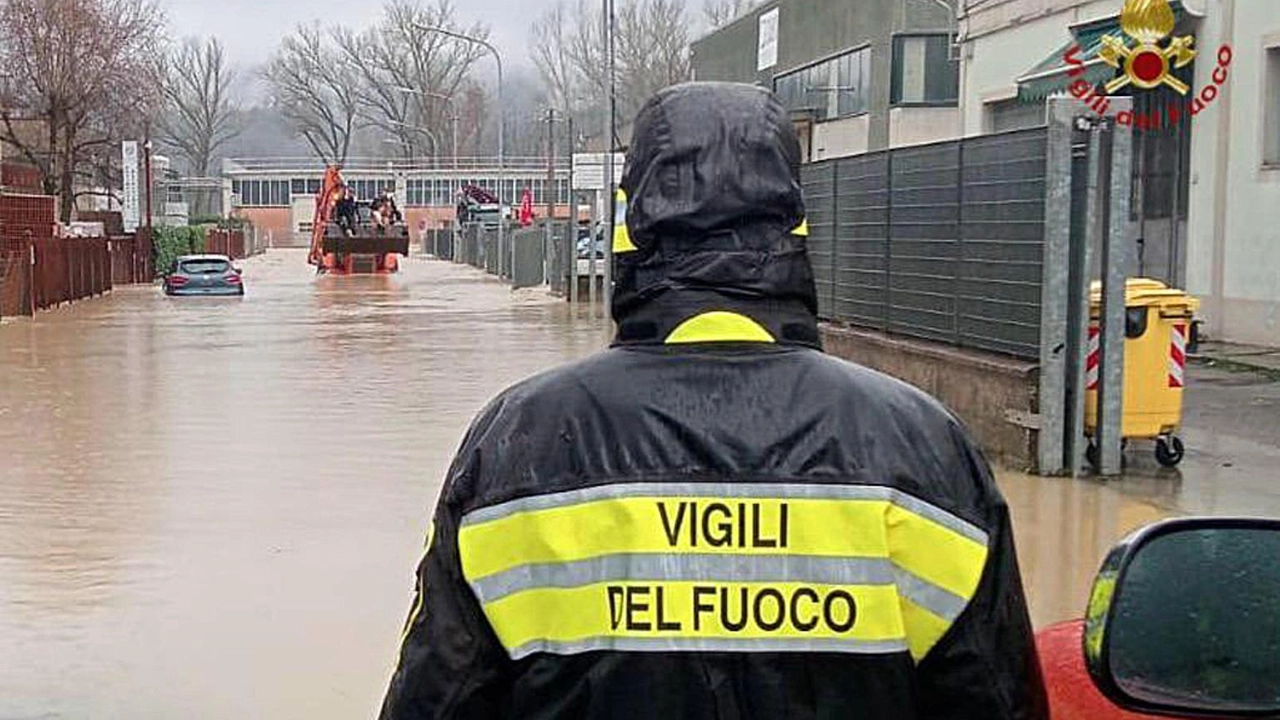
617,0,691,111
703,0,755,29
529,0,692,131
334,0,488,162
263,23,361,164
530,2,577,115
0,0,167,221
159,37,241,178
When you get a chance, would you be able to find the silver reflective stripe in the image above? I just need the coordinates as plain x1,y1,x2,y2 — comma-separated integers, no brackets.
461,481,988,547
472,554,897,603
509,635,911,661
893,569,970,622
471,553,970,627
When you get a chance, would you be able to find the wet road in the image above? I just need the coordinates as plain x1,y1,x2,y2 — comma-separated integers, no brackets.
1,249,1276,717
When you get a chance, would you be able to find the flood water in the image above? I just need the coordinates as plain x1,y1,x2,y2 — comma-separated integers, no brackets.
0,249,1269,717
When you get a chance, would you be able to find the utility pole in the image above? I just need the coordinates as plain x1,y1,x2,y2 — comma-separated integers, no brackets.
602,0,616,317
144,124,154,240
545,107,556,286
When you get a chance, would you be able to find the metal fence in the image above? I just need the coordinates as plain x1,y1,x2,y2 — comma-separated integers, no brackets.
802,126,1049,359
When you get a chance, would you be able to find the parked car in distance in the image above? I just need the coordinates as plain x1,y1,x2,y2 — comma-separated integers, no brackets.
164,255,244,297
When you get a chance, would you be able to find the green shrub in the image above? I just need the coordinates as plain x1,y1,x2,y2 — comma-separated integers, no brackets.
153,226,209,277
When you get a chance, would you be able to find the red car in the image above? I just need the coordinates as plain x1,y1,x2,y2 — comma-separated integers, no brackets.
1034,517,1280,719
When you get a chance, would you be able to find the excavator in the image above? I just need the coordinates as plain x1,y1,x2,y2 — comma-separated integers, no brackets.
307,165,409,275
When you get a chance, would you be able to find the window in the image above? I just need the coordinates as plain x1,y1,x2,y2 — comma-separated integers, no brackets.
1266,47,1280,167
773,46,871,122
307,179,322,194
291,179,307,195
891,34,958,105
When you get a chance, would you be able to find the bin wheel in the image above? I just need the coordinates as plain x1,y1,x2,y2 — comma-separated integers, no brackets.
1156,436,1185,468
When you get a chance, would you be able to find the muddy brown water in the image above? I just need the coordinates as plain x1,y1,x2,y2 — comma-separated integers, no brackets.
0,250,1265,717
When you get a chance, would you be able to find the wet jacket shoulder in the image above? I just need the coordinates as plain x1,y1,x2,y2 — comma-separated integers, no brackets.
380,81,1045,720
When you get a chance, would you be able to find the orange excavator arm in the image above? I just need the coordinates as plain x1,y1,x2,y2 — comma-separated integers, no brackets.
308,165,345,266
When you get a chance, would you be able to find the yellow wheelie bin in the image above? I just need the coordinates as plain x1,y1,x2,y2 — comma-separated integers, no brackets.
1085,279,1200,467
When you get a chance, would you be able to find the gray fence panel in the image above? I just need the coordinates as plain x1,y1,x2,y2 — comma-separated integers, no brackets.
801,162,836,318
549,221,570,296
835,152,890,329
888,142,962,345
512,228,546,289
484,229,498,274
958,128,1048,358
801,126,1049,360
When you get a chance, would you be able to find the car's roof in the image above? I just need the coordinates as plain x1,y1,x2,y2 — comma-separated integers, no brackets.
176,254,232,261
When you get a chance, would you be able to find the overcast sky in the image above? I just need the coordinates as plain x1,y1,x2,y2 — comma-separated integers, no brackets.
165,0,703,72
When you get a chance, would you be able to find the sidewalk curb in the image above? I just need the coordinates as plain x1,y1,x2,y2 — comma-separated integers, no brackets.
1189,354,1280,382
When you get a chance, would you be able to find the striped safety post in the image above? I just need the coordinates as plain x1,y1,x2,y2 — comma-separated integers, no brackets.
1086,324,1101,391
1169,322,1188,388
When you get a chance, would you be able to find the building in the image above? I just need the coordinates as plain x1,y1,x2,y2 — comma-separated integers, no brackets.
957,0,1278,346
690,0,961,160
222,158,573,247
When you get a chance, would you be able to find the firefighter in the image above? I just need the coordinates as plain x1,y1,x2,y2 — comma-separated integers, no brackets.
379,82,1048,720
335,186,358,237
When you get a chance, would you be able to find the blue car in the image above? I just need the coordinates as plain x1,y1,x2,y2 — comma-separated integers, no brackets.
163,254,244,296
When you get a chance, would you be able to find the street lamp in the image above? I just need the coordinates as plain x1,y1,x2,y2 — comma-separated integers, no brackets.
386,120,440,163
412,23,507,277
395,86,460,169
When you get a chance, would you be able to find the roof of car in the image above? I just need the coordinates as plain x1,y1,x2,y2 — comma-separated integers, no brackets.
176,254,233,261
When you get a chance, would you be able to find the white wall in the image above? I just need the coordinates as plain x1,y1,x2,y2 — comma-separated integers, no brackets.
960,0,1116,136
1185,0,1280,345
812,115,871,161
889,107,963,148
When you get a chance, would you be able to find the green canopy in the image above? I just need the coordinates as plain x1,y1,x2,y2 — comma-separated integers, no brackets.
1015,1,1191,103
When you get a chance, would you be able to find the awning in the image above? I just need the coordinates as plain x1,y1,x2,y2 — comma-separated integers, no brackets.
1014,0,1192,103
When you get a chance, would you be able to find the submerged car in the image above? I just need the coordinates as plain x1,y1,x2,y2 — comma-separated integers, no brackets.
163,254,244,296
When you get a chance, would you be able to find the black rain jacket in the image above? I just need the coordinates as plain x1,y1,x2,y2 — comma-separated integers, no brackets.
380,82,1048,720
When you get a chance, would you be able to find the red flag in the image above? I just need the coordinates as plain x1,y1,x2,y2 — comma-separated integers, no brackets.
519,188,534,227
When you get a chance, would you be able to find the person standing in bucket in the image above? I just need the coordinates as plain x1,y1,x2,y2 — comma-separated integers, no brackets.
379,81,1048,720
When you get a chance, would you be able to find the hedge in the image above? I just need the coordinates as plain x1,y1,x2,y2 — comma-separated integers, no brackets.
153,226,208,277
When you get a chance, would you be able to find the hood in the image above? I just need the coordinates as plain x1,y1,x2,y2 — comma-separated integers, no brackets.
611,82,821,349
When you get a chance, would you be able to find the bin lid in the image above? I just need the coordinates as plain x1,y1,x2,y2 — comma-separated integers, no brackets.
1089,278,1201,311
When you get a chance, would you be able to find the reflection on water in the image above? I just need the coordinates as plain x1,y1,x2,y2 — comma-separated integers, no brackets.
0,252,610,718
0,248,1237,717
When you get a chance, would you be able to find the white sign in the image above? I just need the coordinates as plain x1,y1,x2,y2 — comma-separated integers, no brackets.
121,141,139,233
757,8,779,72
572,152,625,191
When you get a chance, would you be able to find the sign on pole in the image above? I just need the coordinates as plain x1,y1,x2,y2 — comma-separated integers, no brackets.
572,152,625,191
121,141,140,233
757,8,779,72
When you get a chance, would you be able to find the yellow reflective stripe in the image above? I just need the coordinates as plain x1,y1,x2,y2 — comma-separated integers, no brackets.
792,219,809,236
458,485,990,663
887,504,987,600
484,581,906,659
460,497,889,580
665,311,776,344
900,597,953,661
613,189,636,253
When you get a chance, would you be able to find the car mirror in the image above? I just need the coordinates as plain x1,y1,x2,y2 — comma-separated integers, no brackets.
1085,518,1280,717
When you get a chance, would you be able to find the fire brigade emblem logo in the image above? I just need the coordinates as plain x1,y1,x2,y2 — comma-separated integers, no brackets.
1099,0,1197,94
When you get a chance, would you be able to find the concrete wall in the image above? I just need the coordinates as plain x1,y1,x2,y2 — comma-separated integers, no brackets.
821,324,1040,471
691,0,953,153
232,208,292,248
888,106,963,147
1185,0,1280,346
812,115,871,160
